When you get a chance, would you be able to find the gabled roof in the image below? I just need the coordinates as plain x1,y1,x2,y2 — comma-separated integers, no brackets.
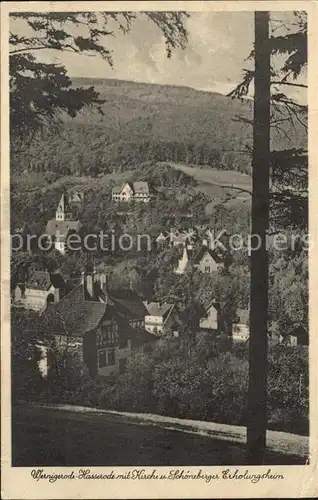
193,246,223,265
49,271,67,289
56,194,72,214
109,289,148,320
200,300,218,317
69,191,84,203
288,324,308,337
143,301,174,318
26,271,52,291
112,182,134,195
41,280,156,341
133,181,149,194
156,231,169,242
112,182,150,196
112,184,125,194
41,284,109,337
45,219,82,237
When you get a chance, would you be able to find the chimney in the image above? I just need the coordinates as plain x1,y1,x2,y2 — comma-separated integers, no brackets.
202,238,208,247
83,267,98,301
186,244,193,261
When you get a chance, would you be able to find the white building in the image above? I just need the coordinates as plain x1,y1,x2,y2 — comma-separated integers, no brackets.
13,270,66,313
112,182,150,203
143,301,175,336
174,244,224,275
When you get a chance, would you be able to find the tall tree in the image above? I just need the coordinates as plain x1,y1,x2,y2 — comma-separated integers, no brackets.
230,11,307,463
247,11,271,465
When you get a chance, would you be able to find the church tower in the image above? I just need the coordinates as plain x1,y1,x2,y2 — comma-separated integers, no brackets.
55,194,73,221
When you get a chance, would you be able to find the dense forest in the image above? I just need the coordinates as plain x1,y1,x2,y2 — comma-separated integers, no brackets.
11,78,307,178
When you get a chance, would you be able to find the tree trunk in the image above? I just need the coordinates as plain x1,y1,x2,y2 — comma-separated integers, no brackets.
247,11,271,464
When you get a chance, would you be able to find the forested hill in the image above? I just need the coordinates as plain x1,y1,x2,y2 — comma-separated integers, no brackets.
13,77,306,177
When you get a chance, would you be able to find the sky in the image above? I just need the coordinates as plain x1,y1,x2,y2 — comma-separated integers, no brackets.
63,11,255,95
10,11,306,100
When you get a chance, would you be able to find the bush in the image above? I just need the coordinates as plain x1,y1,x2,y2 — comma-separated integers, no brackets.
267,345,309,434
98,353,156,413
13,335,308,435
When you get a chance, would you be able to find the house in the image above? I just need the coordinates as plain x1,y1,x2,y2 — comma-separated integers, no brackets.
68,191,84,209
45,194,82,254
13,270,67,313
199,302,218,332
193,246,224,274
143,301,175,336
112,182,150,203
284,325,308,346
41,271,156,377
174,244,224,275
232,309,250,342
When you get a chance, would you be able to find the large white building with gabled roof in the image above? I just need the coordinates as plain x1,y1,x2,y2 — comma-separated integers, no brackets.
112,182,150,203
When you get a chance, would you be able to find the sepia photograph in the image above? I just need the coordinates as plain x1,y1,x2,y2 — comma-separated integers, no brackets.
1,1,317,498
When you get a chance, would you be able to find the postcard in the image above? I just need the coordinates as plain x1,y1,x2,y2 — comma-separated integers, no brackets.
1,1,317,498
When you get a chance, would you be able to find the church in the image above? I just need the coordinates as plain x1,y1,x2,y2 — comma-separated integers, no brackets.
45,194,82,254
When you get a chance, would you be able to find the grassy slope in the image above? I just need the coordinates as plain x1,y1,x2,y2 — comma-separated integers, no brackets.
13,404,306,466
170,162,251,211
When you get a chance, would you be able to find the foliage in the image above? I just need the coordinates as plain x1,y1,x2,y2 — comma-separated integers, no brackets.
11,77,306,179
270,148,307,230
12,335,308,435
230,12,308,231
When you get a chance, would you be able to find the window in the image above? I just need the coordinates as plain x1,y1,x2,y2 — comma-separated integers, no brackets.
107,348,115,365
98,348,116,367
119,337,128,349
98,350,107,368
204,266,211,273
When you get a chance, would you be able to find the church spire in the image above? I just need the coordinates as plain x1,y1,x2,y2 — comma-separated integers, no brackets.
55,193,72,221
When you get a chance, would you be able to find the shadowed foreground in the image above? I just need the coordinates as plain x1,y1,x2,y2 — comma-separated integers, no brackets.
12,404,305,466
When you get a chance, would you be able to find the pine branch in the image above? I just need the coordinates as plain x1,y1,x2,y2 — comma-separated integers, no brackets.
271,81,307,89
